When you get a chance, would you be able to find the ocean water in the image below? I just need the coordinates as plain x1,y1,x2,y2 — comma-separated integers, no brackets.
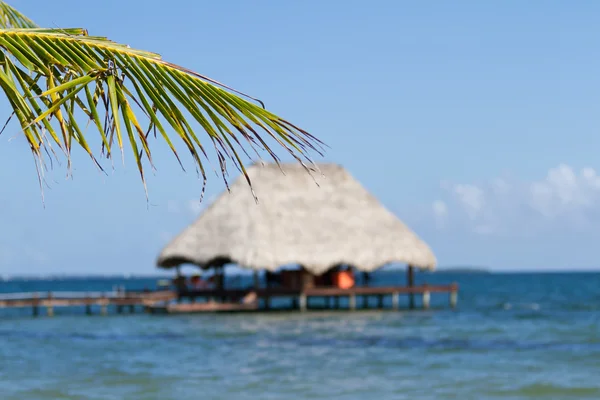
1,271,600,399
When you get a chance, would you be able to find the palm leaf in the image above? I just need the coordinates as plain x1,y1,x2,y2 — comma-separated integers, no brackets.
0,3,325,200
0,2,36,29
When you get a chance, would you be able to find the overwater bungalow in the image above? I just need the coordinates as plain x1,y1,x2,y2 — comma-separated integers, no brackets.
154,162,457,314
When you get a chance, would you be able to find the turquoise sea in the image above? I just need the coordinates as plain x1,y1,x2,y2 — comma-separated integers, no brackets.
1,271,600,399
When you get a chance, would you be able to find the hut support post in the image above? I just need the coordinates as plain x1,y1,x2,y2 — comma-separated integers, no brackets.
253,271,260,289
32,293,39,317
217,266,225,302
349,294,356,311
85,303,92,315
392,292,399,310
407,265,415,310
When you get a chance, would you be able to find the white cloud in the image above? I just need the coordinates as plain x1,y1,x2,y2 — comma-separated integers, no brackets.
188,199,204,216
432,200,448,229
432,200,448,217
452,183,485,220
436,163,600,235
167,195,217,216
528,164,600,218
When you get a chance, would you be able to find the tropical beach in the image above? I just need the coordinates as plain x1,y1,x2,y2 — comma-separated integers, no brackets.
2,1,600,399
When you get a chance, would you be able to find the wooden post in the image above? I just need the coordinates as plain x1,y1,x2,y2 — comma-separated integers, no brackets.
407,265,415,310
333,296,339,309
117,305,123,314
450,284,458,309
253,271,260,289
392,292,399,310
377,294,384,309
85,303,92,315
349,294,356,311
299,293,307,312
218,266,226,302
32,292,39,317
128,305,135,313
46,292,54,317
422,289,431,310
101,293,108,315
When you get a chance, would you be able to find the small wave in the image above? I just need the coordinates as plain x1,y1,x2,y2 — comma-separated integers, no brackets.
502,302,540,310
490,383,600,397
0,329,185,341
275,334,600,352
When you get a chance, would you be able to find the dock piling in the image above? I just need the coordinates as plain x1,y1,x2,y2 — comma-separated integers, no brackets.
299,294,307,312
392,292,399,310
450,285,458,309
422,289,431,310
349,294,356,310
46,292,54,317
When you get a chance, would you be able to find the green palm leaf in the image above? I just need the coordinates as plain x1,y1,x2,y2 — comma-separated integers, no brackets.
0,3,325,200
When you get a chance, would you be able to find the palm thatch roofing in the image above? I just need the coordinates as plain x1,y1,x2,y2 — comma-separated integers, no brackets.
157,162,437,275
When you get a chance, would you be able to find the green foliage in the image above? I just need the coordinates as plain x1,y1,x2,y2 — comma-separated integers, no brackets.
0,2,324,199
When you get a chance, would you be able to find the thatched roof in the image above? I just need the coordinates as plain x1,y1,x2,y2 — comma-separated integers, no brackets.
157,162,436,274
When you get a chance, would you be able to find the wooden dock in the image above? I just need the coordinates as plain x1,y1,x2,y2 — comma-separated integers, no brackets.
0,290,175,316
0,283,458,316
157,283,459,314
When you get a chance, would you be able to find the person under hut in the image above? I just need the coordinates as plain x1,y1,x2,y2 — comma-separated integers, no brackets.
189,274,214,291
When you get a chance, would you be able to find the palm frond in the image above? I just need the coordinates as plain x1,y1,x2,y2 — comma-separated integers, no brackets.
0,2,36,29
0,3,325,200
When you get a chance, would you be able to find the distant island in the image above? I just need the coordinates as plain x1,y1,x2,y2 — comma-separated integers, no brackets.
433,266,491,274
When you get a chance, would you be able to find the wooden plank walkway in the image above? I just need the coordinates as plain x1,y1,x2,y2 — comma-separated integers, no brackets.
0,283,459,316
0,290,175,316
169,283,459,314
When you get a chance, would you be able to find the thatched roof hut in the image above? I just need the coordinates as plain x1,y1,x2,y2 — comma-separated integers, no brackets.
157,162,436,275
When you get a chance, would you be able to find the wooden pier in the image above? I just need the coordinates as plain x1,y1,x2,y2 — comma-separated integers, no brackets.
153,283,459,314
0,283,458,317
0,290,175,316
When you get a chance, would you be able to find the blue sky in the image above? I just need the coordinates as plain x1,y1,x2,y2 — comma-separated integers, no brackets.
1,0,600,275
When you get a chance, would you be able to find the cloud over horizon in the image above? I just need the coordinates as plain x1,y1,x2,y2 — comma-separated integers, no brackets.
432,164,600,236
